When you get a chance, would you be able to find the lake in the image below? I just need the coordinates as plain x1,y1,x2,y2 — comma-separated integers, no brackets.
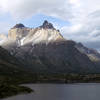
2,83,100,100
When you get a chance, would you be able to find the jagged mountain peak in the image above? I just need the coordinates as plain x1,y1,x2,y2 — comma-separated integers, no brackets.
39,20,55,29
12,23,25,29
5,21,65,46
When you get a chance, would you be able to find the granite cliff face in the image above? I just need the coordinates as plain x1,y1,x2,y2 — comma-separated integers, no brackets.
0,21,100,74
8,27,30,41
2,21,64,48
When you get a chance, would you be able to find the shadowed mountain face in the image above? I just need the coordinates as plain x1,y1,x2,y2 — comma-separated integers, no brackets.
0,20,100,74
11,41,97,74
75,43,100,69
0,46,25,75
76,43,100,62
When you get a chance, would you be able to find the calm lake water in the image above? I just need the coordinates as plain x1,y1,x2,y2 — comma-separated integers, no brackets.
2,83,100,100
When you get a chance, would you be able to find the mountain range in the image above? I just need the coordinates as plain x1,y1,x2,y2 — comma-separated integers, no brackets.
0,20,100,74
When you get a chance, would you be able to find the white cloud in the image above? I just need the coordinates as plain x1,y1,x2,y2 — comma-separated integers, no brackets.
0,0,100,25
61,9,100,50
0,22,12,33
0,0,100,50
0,0,73,20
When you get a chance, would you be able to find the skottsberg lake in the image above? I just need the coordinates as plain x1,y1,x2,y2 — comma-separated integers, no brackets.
2,83,100,100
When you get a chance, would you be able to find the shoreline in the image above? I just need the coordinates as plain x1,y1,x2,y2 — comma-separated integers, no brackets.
0,84,33,99
1,73,100,99
1,81,100,99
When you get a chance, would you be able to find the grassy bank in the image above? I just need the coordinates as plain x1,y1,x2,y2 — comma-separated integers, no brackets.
0,73,37,99
0,83,33,99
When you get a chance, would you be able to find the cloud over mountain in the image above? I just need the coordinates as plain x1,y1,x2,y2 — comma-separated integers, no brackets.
0,0,100,50
0,0,73,20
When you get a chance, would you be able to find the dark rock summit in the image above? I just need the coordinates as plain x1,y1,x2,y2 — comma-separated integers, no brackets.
40,20,55,29
12,23,25,29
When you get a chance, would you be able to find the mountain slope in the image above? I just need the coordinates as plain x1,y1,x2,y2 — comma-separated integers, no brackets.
0,20,100,74
14,40,97,74
75,43,100,69
76,43,100,62
0,46,25,75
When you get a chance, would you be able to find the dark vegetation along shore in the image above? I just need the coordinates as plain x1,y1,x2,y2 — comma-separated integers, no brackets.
0,73,36,99
0,84,33,99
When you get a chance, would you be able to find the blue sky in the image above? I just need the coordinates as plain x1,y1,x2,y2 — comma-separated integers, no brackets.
0,13,70,33
21,14,70,28
0,0,100,50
